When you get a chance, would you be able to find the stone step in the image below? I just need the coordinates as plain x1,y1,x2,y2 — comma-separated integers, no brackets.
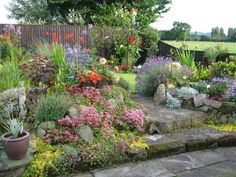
131,94,208,134
145,127,236,160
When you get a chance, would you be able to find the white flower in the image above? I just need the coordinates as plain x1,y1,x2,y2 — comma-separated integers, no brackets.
99,58,107,65
206,84,211,89
183,75,187,80
137,65,141,69
120,45,124,48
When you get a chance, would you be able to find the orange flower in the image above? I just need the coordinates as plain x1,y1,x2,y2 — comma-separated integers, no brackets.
47,45,53,50
80,77,87,83
65,33,73,39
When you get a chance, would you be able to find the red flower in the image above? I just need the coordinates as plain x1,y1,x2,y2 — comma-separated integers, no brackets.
80,77,87,83
52,32,58,42
140,43,143,48
91,68,97,72
79,37,85,43
45,32,49,36
128,36,136,43
65,33,73,39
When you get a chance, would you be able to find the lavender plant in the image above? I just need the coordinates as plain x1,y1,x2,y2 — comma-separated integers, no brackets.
136,56,172,96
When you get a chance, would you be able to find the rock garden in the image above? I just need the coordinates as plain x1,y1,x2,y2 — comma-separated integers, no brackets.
0,24,236,177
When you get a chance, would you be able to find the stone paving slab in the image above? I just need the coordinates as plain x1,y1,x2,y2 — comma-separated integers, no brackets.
91,147,236,177
177,161,236,177
131,94,207,133
145,128,236,160
92,160,174,177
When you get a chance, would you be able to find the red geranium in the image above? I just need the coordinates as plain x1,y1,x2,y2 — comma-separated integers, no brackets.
128,36,136,43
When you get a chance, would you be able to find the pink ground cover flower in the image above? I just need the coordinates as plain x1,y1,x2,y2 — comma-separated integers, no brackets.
122,109,145,132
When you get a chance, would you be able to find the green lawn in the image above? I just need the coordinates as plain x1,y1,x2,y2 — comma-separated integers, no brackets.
163,40,236,54
114,73,137,93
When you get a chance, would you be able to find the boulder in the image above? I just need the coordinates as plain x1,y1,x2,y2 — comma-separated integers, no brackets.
69,106,80,119
218,102,236,114
203,98,222,109
76,125,94,143
193,94,207,107
154,84,166,105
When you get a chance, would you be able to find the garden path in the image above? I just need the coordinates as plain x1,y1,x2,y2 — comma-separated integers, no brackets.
78,147,236,177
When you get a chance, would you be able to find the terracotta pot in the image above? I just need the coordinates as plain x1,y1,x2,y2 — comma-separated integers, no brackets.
207,58,216,65
1,131,29,160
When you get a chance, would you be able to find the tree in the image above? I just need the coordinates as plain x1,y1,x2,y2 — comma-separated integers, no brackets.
8,0,172,28
227,27,234,38
170,21,191,41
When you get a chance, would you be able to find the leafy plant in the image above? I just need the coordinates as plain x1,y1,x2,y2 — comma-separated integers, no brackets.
174,49,195,69
204,47,220,59
3,118,24,138
206,83,227,97
0,62,30,92
27,55,58,88
211,61,236,77
176,87,198,97
166,93,182,109
35,95,71,122
136,56,171,96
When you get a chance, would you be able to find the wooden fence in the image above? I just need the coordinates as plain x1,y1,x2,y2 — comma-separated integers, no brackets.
0,24,128,57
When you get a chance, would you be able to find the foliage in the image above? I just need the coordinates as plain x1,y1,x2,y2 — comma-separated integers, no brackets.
2,118,24,138
206,82,227,97
0,62,30,92
8,0,171,28
174,49,195,69
24,55,58,89
23,137,62,177
130,137,149,150
224,83,236,102
193,65,210,81
207,124,236,132
171,21,191,41
139,27,159,57
35,95,71,122
136,56,171,96
204,47,220,59
210,61,236,77
166,93,182,109
176,87,198,97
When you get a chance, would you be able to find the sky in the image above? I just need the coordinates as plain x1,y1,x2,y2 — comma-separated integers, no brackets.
1,0,236,33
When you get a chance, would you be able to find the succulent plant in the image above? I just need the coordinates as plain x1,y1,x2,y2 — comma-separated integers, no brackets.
166,93,182,109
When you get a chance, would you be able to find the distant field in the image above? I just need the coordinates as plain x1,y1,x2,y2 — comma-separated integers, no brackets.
163,41,236,54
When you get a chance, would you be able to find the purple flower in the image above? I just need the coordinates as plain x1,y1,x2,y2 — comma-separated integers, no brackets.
211,77,226,83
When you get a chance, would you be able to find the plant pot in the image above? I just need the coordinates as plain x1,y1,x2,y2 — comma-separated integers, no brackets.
207,58,216,65
1,131,29,160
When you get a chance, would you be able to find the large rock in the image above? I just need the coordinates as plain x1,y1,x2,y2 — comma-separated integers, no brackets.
193,94,206,108
218,102,236,114
76,125,94,143
154,84,166,105
0,87,27,117
69,106,80,119
203,98,222,109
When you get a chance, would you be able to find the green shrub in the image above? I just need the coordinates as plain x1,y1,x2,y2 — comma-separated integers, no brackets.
174,49,195,69
0,62,30,92
206,83,228,97
35,95,71,122
211,61,236,77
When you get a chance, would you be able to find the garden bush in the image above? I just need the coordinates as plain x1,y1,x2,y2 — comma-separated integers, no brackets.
211,61,236,77
0,62,30,92
136,56,172,96
35,95,71,122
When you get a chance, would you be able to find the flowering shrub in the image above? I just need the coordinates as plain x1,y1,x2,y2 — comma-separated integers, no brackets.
224,83,236,102
122,109,145,132
65,45,93,68
136,56,172,96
